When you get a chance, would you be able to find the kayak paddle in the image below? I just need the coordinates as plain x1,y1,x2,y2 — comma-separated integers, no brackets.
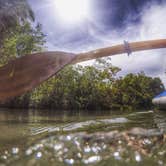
0,39,166,102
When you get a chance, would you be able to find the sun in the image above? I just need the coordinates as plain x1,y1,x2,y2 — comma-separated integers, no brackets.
54,0,91,25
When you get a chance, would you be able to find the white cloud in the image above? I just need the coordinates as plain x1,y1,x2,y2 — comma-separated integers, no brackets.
28,0,166,86
105,3,166,86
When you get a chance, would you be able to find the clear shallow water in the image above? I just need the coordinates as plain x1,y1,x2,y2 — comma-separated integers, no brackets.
0,109,166,166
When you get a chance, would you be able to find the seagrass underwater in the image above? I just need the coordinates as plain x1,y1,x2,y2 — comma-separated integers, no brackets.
0,109,166,165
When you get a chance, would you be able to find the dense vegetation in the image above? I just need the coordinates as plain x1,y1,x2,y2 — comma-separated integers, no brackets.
0,0,165,110
2,59,164,110
0,0,45,65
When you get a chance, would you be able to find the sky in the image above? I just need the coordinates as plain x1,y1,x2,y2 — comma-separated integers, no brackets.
28,0,166,85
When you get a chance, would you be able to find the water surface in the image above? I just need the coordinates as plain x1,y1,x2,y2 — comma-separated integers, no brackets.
0,109,166,166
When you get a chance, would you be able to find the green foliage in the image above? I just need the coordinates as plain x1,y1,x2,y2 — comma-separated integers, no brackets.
0,0,45,65
3,59,164,110
0,0,46,106
112,72,164,109
36,59,121,110
0,22,46,65
0,0,34,37
0,1,164,111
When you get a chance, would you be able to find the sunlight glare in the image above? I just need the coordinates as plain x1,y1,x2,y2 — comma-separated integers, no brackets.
54,0,91,25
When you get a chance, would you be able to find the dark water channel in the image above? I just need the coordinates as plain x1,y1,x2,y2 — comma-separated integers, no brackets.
0,108,166,166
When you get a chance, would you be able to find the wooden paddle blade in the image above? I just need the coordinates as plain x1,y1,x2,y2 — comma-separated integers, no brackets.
0,52,76,102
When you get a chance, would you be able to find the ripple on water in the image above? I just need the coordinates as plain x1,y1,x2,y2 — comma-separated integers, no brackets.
1,113,166,166
30,117,129,135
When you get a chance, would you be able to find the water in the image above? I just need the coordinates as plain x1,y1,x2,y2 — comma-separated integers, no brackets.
0,108,166,166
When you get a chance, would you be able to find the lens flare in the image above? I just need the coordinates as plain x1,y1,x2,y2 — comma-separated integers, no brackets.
54,0,91,25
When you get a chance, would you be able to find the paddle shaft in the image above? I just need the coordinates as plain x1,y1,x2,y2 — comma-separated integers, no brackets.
0,39,166,102
73,39,166,63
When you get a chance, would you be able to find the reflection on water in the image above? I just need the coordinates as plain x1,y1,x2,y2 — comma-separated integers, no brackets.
0,108,166,165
